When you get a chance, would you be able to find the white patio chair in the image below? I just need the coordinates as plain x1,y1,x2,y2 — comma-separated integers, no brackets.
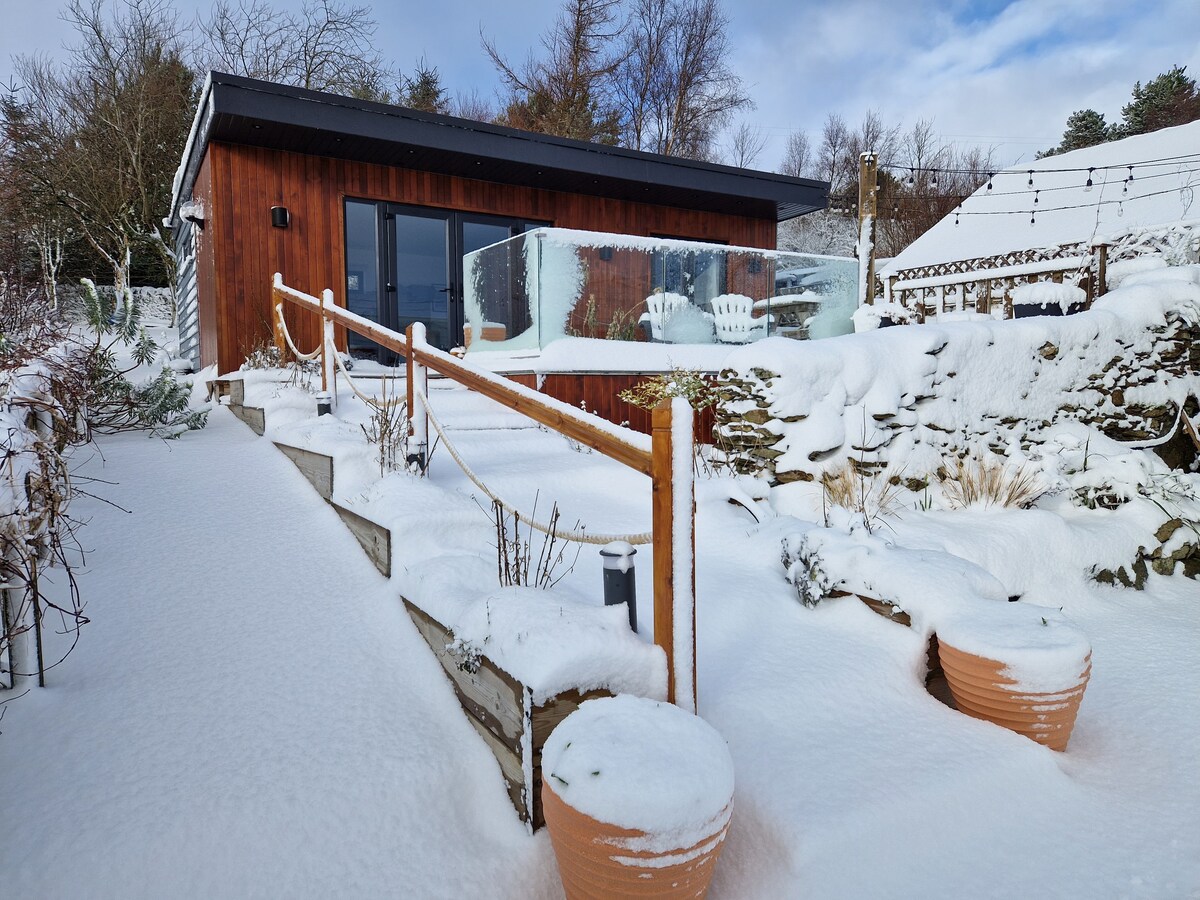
711,294,770,343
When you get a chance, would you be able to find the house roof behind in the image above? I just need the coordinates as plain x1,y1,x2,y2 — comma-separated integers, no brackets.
170,72,828,226
881,120,1200,276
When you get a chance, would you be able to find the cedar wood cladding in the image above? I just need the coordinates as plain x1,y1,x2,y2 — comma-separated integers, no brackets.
198,141,779,374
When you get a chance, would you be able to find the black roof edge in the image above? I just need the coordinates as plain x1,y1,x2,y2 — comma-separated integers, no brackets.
170,71,829,226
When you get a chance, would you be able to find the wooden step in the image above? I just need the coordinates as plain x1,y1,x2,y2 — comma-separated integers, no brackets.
273,442,334,500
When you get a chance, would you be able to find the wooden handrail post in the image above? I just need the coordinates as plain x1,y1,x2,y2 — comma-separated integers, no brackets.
320,288,335,400
651,397,696,712
407,322,429,472
272,283,291,364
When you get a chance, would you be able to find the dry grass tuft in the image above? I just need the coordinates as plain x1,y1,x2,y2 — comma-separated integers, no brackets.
820,463,903,532
939,456,1045,509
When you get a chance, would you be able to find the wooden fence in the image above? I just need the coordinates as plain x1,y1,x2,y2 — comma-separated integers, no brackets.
271,274,697,710
882,242,1105,320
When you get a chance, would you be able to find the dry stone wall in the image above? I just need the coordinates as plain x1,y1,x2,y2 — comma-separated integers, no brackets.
714,268,1200,586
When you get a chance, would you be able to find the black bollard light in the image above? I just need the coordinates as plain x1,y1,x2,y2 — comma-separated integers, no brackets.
600,542,637,632
316,391,333,416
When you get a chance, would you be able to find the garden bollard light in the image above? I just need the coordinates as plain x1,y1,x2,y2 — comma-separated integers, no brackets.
600,541,637,632
316,391,333,416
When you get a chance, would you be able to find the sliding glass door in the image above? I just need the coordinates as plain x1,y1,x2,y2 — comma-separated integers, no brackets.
344,199,545,355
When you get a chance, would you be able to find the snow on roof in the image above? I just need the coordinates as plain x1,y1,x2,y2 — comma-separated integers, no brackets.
881,120,1200,275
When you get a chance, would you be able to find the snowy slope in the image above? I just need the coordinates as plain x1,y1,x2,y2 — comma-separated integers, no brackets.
3,370,1199,898
882,121,1200,274
0,411,561,899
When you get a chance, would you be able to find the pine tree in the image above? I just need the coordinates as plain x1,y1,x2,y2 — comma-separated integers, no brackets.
402,62,450,114
1119,65,1200,136
1041,109,1113,157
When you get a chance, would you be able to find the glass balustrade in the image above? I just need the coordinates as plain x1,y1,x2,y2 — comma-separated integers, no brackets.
462,227,857,353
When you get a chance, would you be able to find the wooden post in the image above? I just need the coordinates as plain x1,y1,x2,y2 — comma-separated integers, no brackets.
651,398,696,712
407,322,429,471
857,152,879,307
319,289,333,397
1094,243,1108,302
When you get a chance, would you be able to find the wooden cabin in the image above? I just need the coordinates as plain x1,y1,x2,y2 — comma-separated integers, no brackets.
169,72,827,375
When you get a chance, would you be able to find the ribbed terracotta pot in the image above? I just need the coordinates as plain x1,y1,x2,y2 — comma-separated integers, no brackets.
540,695,735,900
939,640,1091,751
542,780,730,899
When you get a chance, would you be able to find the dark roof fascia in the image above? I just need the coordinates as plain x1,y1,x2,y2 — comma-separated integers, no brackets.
171,72,828,226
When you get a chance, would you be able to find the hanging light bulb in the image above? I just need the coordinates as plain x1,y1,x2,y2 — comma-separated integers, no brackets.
1127,165,1134,182
955,212,960,226
1118,201,1124,217
1034,190,1040,205
930,172,939,188
1027,170,1034,187
906,171,915,187
1123,180,1128,195
1084,167,1095,192
1030,211,1036,226
986,174,994,191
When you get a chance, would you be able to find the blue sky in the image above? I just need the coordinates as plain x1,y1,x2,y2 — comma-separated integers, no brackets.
2,0,1197,170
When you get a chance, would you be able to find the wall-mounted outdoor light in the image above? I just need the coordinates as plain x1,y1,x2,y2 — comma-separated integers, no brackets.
179,199,205,229
271,206,290,228
599,246,614,261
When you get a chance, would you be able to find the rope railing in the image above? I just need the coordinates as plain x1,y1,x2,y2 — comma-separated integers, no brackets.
270,273,696,709
330,342,403,411
415,386,653,546
274,302,324,361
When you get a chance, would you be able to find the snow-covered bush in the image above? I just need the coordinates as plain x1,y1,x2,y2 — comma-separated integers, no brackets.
79,279,207,438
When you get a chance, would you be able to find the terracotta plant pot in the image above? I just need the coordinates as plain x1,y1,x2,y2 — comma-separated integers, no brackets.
540,695,734,900
542,781,730,899
938,640,1091,751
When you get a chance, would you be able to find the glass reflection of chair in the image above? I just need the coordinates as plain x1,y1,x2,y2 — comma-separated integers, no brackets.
640,292,717,343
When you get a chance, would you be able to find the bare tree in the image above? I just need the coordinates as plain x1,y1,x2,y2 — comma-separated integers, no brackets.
483,0,626,142
197,0,394,99
722,121,766,168
817,113,850,188
3,0,196,314
613,0,750,159
452,89,493,122
780,129,813,178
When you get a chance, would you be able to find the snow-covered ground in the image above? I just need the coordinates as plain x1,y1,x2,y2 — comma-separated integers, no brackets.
2,361,1198,897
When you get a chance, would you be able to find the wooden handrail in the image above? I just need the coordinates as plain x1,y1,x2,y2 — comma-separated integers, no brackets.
271,274,692,709
272,278,651,474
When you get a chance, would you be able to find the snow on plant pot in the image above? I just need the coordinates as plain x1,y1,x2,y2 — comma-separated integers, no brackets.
935,606,1092,751
540,695,734,899
1010,282,1087,318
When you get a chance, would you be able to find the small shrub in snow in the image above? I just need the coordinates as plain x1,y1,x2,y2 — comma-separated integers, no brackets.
490,496,581,590
619,367,716,413
79,279,206,438
781,531,837,608
819,463,903,533
359,388,412,476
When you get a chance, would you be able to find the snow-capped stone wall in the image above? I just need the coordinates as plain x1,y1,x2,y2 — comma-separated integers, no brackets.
715,267,1200,486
